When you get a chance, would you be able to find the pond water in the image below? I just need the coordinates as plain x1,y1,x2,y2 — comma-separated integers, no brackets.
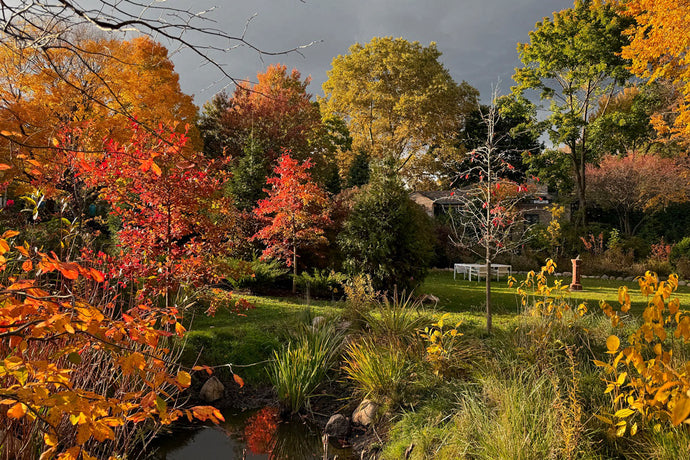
152,407,356,460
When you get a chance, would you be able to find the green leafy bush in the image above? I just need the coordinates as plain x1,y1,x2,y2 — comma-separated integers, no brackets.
670,237,690,279
671,237,690,265
226,255,290,293
295,268,347,299
338,159,435,292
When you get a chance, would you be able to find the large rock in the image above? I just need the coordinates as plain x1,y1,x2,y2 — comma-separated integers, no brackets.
419,294,439,306
325,414,350,438
200,376,224,402
352,399,379,426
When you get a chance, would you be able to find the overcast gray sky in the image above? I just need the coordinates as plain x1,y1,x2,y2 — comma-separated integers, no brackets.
165,0,575,107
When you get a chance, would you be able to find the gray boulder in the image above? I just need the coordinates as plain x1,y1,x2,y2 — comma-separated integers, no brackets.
325,414,350,438
352,399,379,426
312,316,327,329
200,376,224,402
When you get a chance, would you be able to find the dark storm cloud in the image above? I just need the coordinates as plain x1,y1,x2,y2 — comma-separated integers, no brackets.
165,0,574,107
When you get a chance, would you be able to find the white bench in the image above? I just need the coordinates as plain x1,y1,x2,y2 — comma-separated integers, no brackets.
491,265,512,280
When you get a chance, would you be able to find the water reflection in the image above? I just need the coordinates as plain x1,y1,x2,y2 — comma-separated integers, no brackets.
153,407,355,460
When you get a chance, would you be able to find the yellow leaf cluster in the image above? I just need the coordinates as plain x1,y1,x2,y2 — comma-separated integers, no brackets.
597,270,690,435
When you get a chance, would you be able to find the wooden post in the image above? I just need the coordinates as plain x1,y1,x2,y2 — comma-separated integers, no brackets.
570,258,583,291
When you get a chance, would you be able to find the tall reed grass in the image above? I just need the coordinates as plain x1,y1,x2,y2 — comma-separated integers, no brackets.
268,322,344,413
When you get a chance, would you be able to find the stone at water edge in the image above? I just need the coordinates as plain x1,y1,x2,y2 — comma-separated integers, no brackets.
419,294,439,306
312,316,326,329
325,414,350,438
352,399,379,426
200,376,225,402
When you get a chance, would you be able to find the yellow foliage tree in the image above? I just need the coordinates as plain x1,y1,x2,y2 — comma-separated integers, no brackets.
321,37,478,186
597,272,690,436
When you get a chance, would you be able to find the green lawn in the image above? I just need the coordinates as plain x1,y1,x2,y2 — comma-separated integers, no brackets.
183,295,343,382
184,269,690,382
419,269,690,317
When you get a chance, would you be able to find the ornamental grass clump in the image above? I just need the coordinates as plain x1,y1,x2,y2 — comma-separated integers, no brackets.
363,290,428,345
342,338,417,405
269,323,344,414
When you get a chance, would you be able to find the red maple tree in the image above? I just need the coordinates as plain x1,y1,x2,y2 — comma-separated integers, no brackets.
72,122,237,304
252,152,331,292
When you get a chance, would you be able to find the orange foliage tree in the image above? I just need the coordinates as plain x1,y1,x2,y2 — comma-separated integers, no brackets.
0,35,199,202
252,152,331,293
621,0,690,143
199,64,322,162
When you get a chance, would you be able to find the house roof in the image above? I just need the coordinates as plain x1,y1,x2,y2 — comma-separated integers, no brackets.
412,184,551,206
412,190,464,205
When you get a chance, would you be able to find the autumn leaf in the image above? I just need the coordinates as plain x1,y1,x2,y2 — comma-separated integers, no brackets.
0,239,10,255
57,262,80,280
176,371,191,387
233,373,245,388
89,268,105,283
7,402,27,419
150,161,162,177
606,335,620,354
44,433,58,447
672,395,690,426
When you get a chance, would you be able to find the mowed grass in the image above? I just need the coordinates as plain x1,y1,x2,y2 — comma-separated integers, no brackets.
182,296,343,382
418,269,690,317
183,269,690,382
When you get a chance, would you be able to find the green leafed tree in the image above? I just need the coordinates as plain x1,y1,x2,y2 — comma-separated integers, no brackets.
512,0,632,224
588,83,682,157
228,133,271,212
338,159,435,292
198,91,232,159
346,150,371,188
447,94,542,187
321,36,478,186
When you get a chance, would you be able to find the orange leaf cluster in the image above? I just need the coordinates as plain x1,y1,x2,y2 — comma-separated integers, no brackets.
253,151,331,267
621,0,690,143
0,235,223,458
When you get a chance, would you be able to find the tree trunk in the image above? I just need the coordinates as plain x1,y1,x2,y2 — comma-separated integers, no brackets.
571,144,587,227
292,246,297,294
485,251,492,334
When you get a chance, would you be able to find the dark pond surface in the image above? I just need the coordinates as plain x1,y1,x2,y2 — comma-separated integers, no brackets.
152,407,356,460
